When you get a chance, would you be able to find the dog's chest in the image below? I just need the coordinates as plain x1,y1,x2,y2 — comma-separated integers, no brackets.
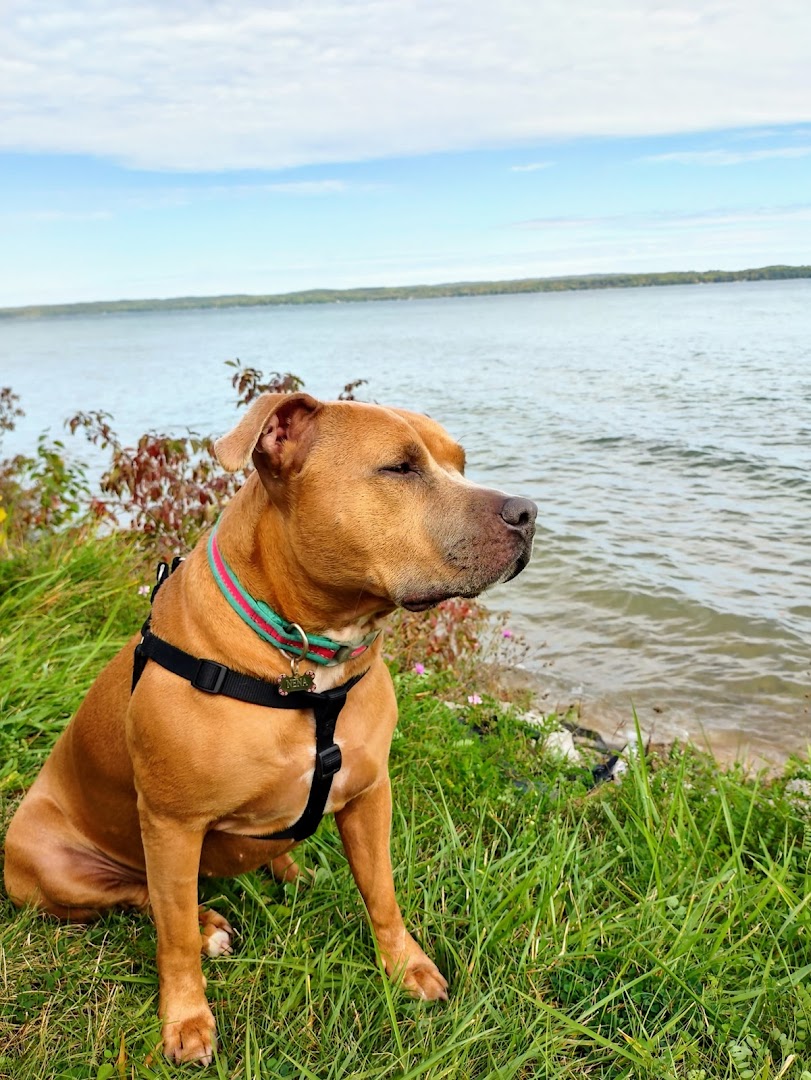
323,742,378,813
218,729,379,835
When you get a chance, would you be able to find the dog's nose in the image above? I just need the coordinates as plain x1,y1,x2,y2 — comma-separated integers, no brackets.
500,496,538,534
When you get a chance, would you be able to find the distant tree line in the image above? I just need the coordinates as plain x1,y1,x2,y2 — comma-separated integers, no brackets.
2,264,810,319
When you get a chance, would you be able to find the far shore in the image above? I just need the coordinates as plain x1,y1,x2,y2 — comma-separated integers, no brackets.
1,263,810,320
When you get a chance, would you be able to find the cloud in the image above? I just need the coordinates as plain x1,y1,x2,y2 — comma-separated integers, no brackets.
1,177,359,224
513,204,811,232
498,202,811,283
260,180,347,195
510,161,555,172
644,146,811,166
513,214,604,230
6,209,114,223
134,177,374,208
3,1,811,171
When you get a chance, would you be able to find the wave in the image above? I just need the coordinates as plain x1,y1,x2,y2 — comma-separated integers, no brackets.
579,434,811,498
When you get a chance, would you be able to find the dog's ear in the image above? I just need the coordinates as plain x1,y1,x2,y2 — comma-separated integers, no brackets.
214,393,321,474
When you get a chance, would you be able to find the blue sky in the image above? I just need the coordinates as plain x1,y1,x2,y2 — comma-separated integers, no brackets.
2,1,811,307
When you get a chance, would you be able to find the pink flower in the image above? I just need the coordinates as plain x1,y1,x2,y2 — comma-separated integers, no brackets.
502,628,513,638
413,663,426,675
138,584,150,597
467,694,482,705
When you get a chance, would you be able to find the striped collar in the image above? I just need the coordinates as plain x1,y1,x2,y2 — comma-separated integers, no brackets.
207,527,380,667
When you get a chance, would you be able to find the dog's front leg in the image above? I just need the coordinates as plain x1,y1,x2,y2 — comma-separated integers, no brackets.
139,811,216,1065
336,778,448,1001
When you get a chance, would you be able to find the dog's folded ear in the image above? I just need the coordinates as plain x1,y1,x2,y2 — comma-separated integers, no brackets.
214,393,322,476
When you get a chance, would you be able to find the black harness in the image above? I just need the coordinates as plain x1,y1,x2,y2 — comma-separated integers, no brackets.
131,559,366,842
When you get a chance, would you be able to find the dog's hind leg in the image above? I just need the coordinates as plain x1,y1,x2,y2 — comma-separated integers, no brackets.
4,790,149,920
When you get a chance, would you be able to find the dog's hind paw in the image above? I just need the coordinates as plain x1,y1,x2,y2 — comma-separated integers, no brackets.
268,851,314,883
199,906,234,958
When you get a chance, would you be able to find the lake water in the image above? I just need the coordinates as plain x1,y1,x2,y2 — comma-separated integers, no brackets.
2,281,810,761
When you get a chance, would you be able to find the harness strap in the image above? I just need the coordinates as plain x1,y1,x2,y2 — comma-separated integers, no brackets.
255,684,347,841
131,565,366,842
135,625,362,708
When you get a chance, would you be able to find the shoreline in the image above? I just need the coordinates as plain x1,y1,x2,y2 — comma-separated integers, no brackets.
499,665,805,774
1,263,809,320
571,698,805,775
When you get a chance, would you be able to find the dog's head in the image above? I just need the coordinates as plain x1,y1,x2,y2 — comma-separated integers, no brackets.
214,393,536,615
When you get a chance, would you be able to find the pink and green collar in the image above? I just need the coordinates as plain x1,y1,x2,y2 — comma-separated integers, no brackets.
207,527,380,667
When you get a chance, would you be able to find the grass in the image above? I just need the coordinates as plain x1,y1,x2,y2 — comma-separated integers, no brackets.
2,536,811,1079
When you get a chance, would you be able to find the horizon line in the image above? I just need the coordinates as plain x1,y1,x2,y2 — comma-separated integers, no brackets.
2,263,809,319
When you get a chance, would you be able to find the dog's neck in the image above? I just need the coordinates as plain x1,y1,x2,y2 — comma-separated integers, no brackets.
215,474,394,637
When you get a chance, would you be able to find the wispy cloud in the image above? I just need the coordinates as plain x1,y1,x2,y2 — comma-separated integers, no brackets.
513,204,811,231
5,208,114,223
512,214,603,230
510,161,554,172
499,201,811,283
263,180,343,194
644,146,811,166
3,1,811,171
4,178,358,222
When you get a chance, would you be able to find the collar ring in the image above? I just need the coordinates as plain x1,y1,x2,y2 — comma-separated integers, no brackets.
282,622,309,675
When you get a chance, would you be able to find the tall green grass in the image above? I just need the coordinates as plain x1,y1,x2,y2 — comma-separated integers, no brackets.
2,536,811,1079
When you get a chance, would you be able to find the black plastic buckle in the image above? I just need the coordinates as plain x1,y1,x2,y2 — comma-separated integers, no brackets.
192,659,228,694
315,744,342,779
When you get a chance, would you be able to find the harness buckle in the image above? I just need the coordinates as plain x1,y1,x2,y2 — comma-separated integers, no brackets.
192,659,228,694
315,744,342,779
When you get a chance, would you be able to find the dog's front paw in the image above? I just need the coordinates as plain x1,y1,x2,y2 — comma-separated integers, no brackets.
162,1006,217,1066
385,935,449,1001
402,956,449,1001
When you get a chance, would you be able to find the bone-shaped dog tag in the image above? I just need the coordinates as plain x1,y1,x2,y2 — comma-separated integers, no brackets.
277,671,316,695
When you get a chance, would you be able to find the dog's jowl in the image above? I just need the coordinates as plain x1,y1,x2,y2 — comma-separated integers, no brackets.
4,394,537,1065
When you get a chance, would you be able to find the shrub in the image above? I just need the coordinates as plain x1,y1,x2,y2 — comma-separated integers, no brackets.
1,389,92,549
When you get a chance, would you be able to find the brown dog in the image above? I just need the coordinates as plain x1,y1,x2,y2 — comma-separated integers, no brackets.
4,393,536,1065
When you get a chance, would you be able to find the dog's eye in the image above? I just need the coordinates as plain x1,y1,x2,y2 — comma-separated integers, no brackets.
382,462,415,475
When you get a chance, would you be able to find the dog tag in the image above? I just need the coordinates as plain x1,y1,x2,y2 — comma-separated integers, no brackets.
277,670,316,695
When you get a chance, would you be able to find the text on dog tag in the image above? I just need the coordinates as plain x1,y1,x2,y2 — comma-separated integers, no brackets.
277,671,316,695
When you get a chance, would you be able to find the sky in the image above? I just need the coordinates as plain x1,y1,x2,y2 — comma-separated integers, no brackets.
2,0,811,307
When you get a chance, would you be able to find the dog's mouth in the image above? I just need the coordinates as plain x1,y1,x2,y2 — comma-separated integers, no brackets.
399,548,532,612
400,591,455,613
504,549,530,583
